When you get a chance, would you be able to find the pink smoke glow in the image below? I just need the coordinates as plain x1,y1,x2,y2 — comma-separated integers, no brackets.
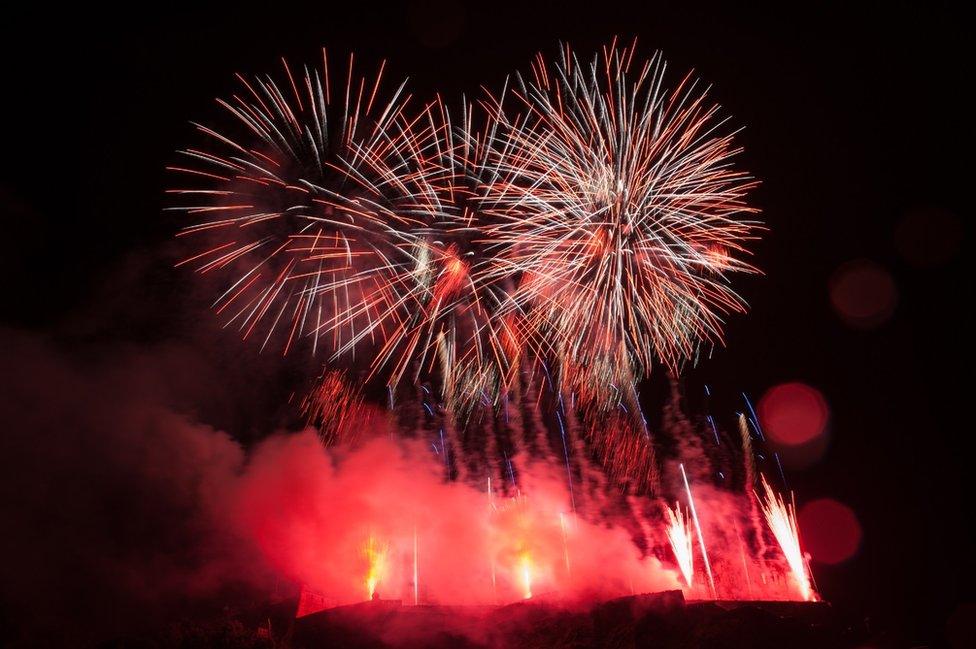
232,426,818,610
0,328,818,645
235,431,680,606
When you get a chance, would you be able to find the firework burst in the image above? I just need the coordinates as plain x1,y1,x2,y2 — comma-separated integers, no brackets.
169,51,427,365
346,96,526,415
171,42,761,433
480,40,761,407
665,501,695,588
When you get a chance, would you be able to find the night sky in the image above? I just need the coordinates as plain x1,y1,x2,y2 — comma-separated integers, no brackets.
1,3,971,646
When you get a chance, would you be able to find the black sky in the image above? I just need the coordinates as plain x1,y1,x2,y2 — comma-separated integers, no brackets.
1,2,972,645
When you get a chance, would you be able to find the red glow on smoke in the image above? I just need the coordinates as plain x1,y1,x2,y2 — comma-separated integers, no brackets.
234,431,686,608
230,429,815,611
798,498,862,564
758,382,829,446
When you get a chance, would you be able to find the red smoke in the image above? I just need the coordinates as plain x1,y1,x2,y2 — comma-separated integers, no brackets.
0,328,817,646
233,427,681,607
231,425,816,609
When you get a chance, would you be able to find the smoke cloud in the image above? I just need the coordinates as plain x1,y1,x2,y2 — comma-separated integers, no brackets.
0,329,265,645
236,429,681,608
0,328,673,643
0,327,805,645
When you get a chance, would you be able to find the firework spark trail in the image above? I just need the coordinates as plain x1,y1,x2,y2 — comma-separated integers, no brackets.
680,463,716,597
732,518,755,598
567,400,606,503
738,414,756,488
413,525,420,605
559,511,572,576
301,370,366,445
487,477,499,600
665,501,694,588
555,394,577,514
758,476,816,602
738,413,769,565
742,392,765,441
442,418,469,482
519,361,549,456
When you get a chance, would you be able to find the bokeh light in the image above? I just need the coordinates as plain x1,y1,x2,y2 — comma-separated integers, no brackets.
798,498,862,564
829,260,898,329
758,382,829,446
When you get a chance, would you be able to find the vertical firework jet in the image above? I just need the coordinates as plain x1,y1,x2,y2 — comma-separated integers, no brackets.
363,534,388,600
759,476,817,602
665,501,695,588
680,463,716,597
413,526,420,605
